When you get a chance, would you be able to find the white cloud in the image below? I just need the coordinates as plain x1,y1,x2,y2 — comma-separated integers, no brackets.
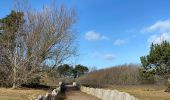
101,36,109,40
89,52,115,61
103,54,115,61
142,19,170,33
141,19,170,45
147,33,170,44
84,30,109,41
114,39,126,46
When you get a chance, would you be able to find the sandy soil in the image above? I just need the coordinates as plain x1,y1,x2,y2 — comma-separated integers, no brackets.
65,89,100,100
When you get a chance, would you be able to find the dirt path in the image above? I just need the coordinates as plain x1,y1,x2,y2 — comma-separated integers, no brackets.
65,90,100,100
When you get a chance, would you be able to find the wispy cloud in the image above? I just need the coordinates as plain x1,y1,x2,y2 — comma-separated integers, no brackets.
89,52,115,61
147,32,170,44
103,54,115,61
142,19,170,33
114,39,126,46
84,30,109,41
141,19,170,44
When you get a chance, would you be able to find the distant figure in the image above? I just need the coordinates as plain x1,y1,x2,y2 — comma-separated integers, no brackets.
73,82,77,86
60,82,66,92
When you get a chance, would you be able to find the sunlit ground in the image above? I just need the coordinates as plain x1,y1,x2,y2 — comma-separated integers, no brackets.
110,85,170,100
0,88,48,100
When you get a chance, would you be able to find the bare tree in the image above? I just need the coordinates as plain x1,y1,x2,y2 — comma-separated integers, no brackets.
0,1,77,88
0,10,24,87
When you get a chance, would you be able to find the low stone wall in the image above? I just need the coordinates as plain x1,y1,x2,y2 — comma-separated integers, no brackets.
80,86,138,100
36,82,63,100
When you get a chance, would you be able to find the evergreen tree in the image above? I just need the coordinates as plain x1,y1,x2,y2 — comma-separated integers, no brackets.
74,64,89,77
140,41,170,79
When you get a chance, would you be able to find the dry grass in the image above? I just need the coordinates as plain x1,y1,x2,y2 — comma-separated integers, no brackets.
0,88,48,100
110,85,170,100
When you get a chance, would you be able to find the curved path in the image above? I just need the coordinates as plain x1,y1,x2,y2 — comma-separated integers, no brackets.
65,90,100,100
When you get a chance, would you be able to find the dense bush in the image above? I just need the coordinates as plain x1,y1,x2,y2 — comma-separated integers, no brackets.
25,77,41,85
78,64,141,88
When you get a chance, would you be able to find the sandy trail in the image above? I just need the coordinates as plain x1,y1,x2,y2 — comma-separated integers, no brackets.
65,89,100,100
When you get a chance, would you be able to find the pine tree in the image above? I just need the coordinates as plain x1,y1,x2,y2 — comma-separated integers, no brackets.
140,41,170,79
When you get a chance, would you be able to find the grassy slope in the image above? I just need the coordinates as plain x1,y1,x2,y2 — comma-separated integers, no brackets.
0,88,48,100
110,85,170,100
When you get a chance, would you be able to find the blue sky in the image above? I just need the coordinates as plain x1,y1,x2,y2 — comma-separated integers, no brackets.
1,0,170,68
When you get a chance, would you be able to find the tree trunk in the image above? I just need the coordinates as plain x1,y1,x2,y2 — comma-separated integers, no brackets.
12,65,16,88
12,45,17,89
